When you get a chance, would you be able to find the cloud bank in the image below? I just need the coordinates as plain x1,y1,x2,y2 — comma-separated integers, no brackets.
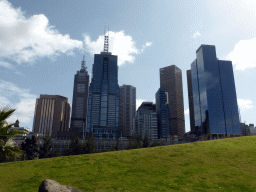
237,98,253,112
0,0,83,64
83,30,152,66
0,80,37,127
226,37,256,71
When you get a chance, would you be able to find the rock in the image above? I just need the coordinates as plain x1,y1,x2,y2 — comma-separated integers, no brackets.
38,179,82,192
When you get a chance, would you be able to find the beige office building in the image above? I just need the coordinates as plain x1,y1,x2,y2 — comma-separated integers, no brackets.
160,65,185,140
32,94,70,137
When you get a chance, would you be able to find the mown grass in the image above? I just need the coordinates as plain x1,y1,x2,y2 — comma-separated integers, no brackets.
1,136,256,191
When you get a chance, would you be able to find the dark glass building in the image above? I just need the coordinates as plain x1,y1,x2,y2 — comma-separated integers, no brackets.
133,102,158,140
160,65,185,140
86,49,119,140
190,44,241,138
186,70,196,135
155,87,170,139
119,84,136,138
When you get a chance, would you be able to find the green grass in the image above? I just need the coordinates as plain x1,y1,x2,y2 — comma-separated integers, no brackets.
1,136,256,192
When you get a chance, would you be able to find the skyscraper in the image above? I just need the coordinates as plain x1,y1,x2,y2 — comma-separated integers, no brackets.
133,102,158,140
119,84,136,138
155,87,170,139
186,70,196,135
69,57,90,139
32,94,70,137
160,65,185,140
190,44,241,138
86,34,119,140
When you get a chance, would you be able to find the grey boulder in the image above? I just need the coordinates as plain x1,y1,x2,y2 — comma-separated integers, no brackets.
39,179,82,192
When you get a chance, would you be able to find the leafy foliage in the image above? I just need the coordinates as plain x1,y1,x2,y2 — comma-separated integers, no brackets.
0,107,26,163
39,132,59,159
84,131,95,154
21,135,39,160
65,135,82,155
142,133,151,148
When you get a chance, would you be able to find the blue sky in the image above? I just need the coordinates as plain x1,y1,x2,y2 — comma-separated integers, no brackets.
1,0,256,132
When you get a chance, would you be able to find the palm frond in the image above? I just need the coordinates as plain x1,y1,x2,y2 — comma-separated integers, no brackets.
0,107,16,122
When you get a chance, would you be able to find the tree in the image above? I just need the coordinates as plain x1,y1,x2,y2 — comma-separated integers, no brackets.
0,107,27,163
115,138,120,151
68,135,82,155
142,133,151,148
39,132,56,159
84,131,95,154
126,134,142,149
21,135,39,160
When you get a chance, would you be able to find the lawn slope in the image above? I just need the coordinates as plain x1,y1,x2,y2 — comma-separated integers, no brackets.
1,136,256,192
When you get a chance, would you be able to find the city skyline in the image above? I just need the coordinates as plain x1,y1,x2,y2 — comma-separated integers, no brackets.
1,0,256,133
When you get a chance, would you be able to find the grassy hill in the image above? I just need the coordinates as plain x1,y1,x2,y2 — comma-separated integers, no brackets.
1,136,256,192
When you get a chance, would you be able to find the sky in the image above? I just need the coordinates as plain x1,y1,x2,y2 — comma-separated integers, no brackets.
1,0,256,133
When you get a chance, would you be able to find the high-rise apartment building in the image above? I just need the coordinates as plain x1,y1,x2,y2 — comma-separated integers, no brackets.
190,44,241,138
186,70,196,135
69,57,90,139
86,34,119,140
119,84,136,138
133,102,158,140
160,65,185,140
155,87,169,139
32,94,70,137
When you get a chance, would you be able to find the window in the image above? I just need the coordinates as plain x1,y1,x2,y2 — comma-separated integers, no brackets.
77,84,85,93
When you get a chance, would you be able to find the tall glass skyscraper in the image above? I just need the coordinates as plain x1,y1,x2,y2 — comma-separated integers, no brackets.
133,102,158,140
190,44,241,137
70,57,90,140
160,65,185,140
155,87,170,139
86,41,119,140
119,84,136,138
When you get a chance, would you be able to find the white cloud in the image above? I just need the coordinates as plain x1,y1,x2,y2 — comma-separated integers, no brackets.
136,99,146,110
0,60,13,69
0,0,83,64
184,109,189,115
83,30,152,66
192,31,201,39
0,80,37,127
226,37,256,70
237,99,253,112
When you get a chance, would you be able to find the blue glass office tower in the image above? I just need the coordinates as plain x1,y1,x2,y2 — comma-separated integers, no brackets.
155,87,170,138
191,45,241,138
86,51,119,140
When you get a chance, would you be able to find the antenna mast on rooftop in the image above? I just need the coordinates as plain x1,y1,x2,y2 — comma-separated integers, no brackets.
81,55,87,70
104,26,109,52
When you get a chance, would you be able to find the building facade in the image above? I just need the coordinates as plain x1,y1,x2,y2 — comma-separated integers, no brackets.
119,84,136,138
32,94,70,137
160,65,185,140
133,102,158,140
155,87,170,139
86,44,119,140
69,57,90,139
191,44,241,138
186,70,196,135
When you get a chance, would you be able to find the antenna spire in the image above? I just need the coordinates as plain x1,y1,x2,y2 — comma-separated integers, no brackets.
104,26,109,52
81,55,86,70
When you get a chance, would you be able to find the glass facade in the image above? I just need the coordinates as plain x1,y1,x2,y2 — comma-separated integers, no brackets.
87,52,119,140
155,87,170,138
133,102,158,140
191,45,241,136
70,58,90,139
